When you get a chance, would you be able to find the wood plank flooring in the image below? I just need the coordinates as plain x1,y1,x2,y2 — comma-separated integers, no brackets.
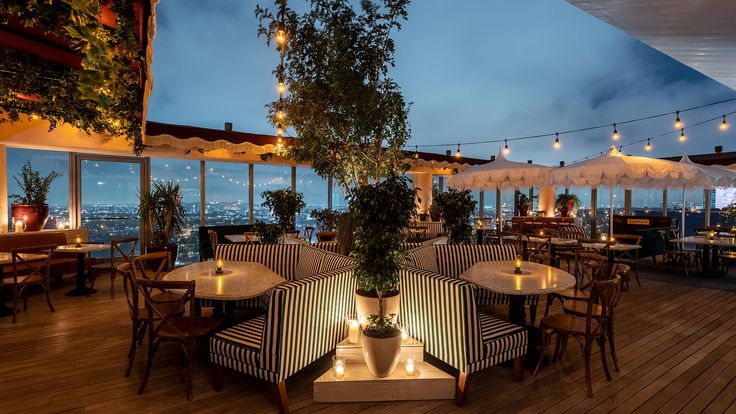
3,272,736,413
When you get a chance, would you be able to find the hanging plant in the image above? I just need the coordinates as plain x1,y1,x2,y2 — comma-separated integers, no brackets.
0,0,145,153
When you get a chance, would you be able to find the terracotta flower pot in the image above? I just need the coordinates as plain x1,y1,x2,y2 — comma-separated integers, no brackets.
518,205,529,217
11,204,50,231
361,331,402,377
558,206,569,218
355,291,400,327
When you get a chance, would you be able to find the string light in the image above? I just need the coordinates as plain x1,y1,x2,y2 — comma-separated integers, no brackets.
612,123,619,140
276,126,284,136
277,81,286,93
414,145,419,159
679,128,686,142
455,144,461,158
276,110,284,120
722,115,729,131
674,110,682,128
503,139,509,154
553,132,560,149
276,29,286,45
645,138,652,151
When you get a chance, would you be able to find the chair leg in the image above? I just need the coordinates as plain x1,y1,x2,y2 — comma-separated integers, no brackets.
528,304,537,326
514,356,524,382
125,322,138,377
110,269,116,299
186,345,194,401
533,328,548,376
272,381,289,414
552,334,562,362
584,340,593,398
138,338,158,395
598,336,612,381
44,285,55,313
212,364,224,392
634,260,641,287
607,319,619,371
456,372,470,406
12,283,18,324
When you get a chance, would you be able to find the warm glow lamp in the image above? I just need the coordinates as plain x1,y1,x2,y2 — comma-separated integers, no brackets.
722,115,729,131
612,123,619,140
503,140,510,154
674,110,682,129
553,133,560,149
215,256,224,274
679,129,686,142
645,139,652,151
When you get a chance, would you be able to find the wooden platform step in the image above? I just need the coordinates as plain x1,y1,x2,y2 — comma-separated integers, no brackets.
313,361,455,402
336,336,425,363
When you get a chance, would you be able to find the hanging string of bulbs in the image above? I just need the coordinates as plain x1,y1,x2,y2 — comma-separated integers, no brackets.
273,0,288,150
407,96,735,157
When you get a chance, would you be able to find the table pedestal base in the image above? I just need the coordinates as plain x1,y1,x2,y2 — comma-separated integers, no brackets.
65,287,98,297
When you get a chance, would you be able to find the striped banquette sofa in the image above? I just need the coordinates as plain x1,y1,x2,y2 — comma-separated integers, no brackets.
209,244,355,413
401,244,531,404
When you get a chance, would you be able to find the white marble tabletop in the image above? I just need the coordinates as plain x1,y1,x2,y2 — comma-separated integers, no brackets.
670,236,736,247
163,261,285,300
55,244,110,253
581,242,642,252
501,235,578,246
224,234,261,243
459,261,576,295
0,252,48,266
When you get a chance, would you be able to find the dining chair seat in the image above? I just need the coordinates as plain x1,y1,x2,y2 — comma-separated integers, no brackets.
2,274,43,285
553,288,590,301
562,301,602,317
158,316,221,339
538,313,600,335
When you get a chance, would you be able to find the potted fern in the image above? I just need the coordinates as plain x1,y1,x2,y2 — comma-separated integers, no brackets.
138,181,187,263
10,161,63,231
350,176,416,377
555,194,580,218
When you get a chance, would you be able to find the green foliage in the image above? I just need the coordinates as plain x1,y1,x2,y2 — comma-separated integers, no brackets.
310,208,342,232
555,194,581,210
518,193,530,207
253,221,282,244
9,161,62,205
255,0,412,190
260,189,306,231
721,204,736,224
0,0,144,153
433,188,477,244
138,182,187,247
362,314,401,338
349,176,415,317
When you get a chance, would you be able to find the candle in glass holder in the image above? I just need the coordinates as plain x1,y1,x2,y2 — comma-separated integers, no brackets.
514,256,522,274
601,235,607,242
400,324,408,341
215,256,224,274
75,236,82,247
347,318,360,344
57,221,65,230
14,219,23,233
333,356,345,378
539,230,544,236
405,357,415,376
709,231,716,240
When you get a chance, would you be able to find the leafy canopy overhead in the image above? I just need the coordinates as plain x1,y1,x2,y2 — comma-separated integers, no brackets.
256,0,412,190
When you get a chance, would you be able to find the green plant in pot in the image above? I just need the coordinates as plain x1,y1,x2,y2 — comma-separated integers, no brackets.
350,176,416,377
433,188,477,244
10,161,62,231
260,189,305,233
138,181,187,263
310,208,341,232
517,193,531,216
253,221,282,244
555,193,580,218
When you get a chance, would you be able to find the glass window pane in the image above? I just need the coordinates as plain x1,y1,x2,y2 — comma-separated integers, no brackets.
631,189,663,217
205,162,249,226
296,167,328,233
668,187,705,235
7,148,69,231
151,159,201,264
597,187,625,235
483,189,497,219
331,179,350,212
253,164,292,224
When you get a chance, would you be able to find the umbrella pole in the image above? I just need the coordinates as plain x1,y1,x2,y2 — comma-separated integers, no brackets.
681,186,686,237
610,188,614,237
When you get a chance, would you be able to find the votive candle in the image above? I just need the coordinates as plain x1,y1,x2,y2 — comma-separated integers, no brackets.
347,319,360,344
405,357,415,376
333,356,345,378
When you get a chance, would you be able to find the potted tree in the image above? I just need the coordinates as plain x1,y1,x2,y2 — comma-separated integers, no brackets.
555,194,581,218
517,193,531,216
138,181,187,263
433,188,477,244
350,176,416,377
310,208,341,232
253,221,282,244
10,161,62,231
260,189,305,233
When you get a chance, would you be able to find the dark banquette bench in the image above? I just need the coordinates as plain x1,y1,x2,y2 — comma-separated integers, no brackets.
0,230,93,280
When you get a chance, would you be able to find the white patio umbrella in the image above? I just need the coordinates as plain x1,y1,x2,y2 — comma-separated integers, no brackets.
447,150,551,190
549,147,700,236
676,156,736,236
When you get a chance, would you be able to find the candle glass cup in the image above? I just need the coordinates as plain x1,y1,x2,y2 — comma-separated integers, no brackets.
332,356,346,378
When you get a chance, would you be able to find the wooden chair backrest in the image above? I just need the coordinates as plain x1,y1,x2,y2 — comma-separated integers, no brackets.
500,232,524,254
612,234,641,245
303,226,315,242
316,231,337,242
117,261,138,321
243,232,258,245
284,230,300,239
134,252,171,281
11,244,56,284
587,275,622,335
137,279,195,341
208,230,218,253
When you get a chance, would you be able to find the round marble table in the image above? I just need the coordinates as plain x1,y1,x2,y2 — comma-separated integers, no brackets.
56,244,110,297
163,261,286,323
460,260,576,325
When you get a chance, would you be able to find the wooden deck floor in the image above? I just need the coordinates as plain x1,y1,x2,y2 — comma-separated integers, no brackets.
3,273,736,413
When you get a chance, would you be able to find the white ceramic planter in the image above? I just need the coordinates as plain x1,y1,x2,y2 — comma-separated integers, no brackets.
355,291,400,327
361,332,402,378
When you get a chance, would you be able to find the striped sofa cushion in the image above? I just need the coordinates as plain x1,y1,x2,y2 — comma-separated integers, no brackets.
215,244,299,280
400,242,424,252
320,252,355,273
294,246,326,280
405,246,439,274
556,225,587,239
478,313,527,360
211,315,265,367
313,241,340,254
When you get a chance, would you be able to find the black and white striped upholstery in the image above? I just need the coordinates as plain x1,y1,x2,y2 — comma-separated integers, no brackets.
556,225,587,239
313,241,340,254
216,244,299,280
399,268,527,374
294,245,325,280
400,242,424,251
404,245,539,308
210,265,357,383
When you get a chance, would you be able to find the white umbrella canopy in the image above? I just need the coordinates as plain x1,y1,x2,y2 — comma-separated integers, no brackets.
447,150,551,191
679,155,736,189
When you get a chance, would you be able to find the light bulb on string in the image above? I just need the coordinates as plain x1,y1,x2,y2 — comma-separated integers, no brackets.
414,146,419,160
721,115,729,131
277,126,284,136
503,140,510,154
276,110,284,120
276,29,286,45
455,144,461,158
674,111,682,129
277,81,286,93
553,133,560,149
645,138,652,151
612,123,619,140
679,129,686,142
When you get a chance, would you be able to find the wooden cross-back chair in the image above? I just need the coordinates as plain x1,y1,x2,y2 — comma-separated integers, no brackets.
136,279,220,400
284,229,300,239
7,245,56,324
303,226,315,243
500,232,525,258
535,275,622,397
89,237,138,298
611,233,642,289
208,230,219,258
244,232,259,245
134,252,171,281
528,236,553,266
